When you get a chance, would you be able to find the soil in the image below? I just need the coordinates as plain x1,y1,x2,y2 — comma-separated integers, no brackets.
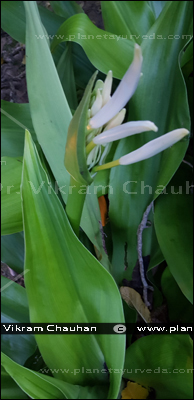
1,31,27,103
77,1,103,29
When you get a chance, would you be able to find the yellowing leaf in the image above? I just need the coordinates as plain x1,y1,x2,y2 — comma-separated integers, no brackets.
121,381,149,399
120,287,151,323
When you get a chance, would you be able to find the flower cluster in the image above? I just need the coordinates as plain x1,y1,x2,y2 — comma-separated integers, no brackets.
85,44,189,172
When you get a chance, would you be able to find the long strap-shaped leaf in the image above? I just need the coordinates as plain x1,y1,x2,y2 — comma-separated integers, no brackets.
50,14,135,78
154,161,193,304
1,276,37,366
1,100,37,158
21,130,125,398
101,1,155,45
1,353,109,399
24,0,111,272
1,365,29,400
108,1,192,283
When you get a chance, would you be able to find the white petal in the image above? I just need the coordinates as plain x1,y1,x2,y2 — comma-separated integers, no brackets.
89,44,143,129
93,120,158,145
99,143,112,165
90,89,103,117
102,70,113,106
103,108,126,131
87,145,101,168
119,128,189,165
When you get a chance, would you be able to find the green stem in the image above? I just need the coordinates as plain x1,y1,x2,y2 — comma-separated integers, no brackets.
86,140,96,155
66,175,87,237
92,159,120,172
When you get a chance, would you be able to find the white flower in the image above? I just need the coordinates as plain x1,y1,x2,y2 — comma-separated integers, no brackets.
119,128,189,165
93,121,158,145
90,89,102,117
85,44,157,167
88,43,143,129
101,70,112,106
93,128,189,172
85,43,189,173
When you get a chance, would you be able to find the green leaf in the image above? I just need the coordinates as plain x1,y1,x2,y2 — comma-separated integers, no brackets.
123,335,193,399
161,267,193,323
122,300,137,346
80,183,112,272
64,71,99,235
1,353,109,399
181,39,193,70
1,353,66,399
1,100,37,158
147,1,167,18
50,13,135,79
181,40,193,132
57,42,78,111
21,130,125,398
101,1,155,45
154,161,193,304
72,43,98,90
1,1,65,44
24,0,72,192
1,1,26,43
146,229,164,308
23,1,112,271
1,232,24,274
1,276,36,365
108,0,192,284
1,157,23,235
50,0,83,18
1,366,29,399
147,228,164,271
23,347,48,373
65,71,97,185
1,276,29,324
